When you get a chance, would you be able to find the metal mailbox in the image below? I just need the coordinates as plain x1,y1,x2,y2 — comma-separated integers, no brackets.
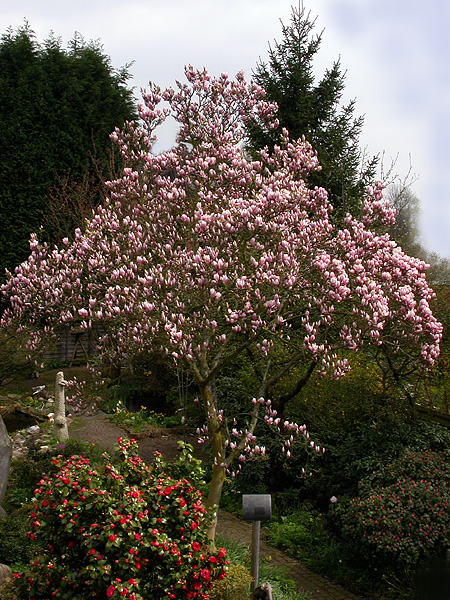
242,494,272,522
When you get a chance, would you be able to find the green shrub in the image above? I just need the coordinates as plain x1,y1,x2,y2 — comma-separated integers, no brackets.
13,439,229,599
0,508,38,565
266,505,330,562
210,564,252,600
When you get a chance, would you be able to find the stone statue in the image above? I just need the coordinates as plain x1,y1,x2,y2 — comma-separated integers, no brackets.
0,415,12,508
54,371,69,443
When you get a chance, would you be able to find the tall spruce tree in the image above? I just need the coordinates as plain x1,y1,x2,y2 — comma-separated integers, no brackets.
247,3,377,223
0,24,137,279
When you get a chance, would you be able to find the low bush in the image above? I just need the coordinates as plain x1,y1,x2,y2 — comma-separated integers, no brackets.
12,439,228,599
209,564,252,600
266,505,329,561
0,508,38,565
339,449,450,569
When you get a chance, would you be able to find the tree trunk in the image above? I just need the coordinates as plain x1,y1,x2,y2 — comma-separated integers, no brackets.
205,463,226,545
200,381,226,544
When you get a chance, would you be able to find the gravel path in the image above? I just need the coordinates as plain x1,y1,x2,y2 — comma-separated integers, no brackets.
69,413,364,600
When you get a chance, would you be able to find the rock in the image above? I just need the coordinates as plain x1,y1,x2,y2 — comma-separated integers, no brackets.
27,425,40,435
0,416,12,506
13,433,25,444
12,449,26,461
0,564,13,585
253,582,274,600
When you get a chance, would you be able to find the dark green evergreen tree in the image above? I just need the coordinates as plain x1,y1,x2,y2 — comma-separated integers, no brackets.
0,24,137,278
247,3,377,223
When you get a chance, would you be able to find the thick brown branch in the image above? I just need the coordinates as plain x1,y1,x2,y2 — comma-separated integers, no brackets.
274,359,318,417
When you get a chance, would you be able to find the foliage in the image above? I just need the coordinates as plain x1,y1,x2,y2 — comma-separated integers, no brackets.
1,65,442,537
266,504,329,561
209,564,252,600
0,508,38,565
0,328,37,384
108,405,171,433
0,23,136,278
13,439,228,599
279,354,447,504
264,505,378,598
339,449,450,568
247,3,377,223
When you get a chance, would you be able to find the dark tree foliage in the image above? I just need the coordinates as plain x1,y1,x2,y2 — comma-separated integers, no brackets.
0,23,137,278
247,3,377,223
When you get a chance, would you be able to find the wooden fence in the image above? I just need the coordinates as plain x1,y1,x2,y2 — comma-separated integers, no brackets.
44,325,101,364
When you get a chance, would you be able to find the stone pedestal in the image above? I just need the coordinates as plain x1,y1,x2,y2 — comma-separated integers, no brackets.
0,415,12,507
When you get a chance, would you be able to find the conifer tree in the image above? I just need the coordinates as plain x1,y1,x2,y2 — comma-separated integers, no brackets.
247,3,377,223
0,24,137,279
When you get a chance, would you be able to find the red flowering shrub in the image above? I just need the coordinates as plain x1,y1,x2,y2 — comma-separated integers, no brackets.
339,449,450,567
12,439,228,599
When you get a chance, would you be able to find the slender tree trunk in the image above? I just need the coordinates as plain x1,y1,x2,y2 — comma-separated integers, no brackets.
205,463,226,545
200,381,226,544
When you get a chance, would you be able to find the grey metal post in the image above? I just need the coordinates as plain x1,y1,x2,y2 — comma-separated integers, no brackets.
251,519,261,591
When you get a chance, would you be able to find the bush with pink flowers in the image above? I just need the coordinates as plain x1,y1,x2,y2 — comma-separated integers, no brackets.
12,438,228,599
339,449,450,568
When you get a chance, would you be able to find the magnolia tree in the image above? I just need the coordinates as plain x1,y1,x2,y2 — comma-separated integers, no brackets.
1,66,442,539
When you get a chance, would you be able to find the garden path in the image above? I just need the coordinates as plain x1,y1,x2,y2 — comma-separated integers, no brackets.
69,412,364,600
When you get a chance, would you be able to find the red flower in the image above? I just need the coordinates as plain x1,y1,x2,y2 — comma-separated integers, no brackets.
192,542,200,552
109,534,116,542
200,569,211,582
107,585,116,597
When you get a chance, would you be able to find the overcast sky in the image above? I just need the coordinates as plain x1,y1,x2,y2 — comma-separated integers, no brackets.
2,0,449,258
